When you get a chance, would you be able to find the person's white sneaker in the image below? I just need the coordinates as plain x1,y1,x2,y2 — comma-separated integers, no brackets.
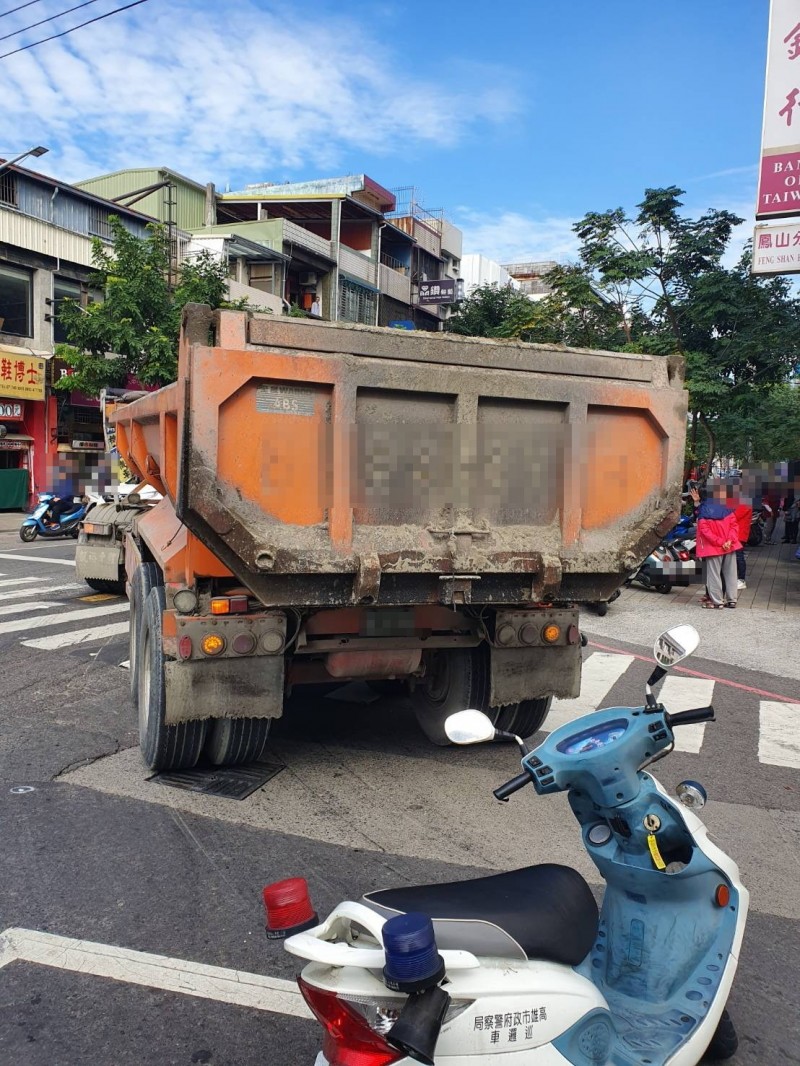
737,579,746,589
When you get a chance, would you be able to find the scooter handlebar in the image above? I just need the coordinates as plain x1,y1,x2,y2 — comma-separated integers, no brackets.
493,771,532,802
666,706,716,727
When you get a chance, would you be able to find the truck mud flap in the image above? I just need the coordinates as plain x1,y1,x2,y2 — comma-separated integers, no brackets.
75,543,123,582
490,644,582,705
163,656,284,725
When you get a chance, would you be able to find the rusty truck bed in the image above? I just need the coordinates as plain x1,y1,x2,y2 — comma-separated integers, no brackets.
113,305,687,607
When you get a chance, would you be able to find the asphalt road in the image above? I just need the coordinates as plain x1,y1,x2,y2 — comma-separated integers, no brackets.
0,529,798,1066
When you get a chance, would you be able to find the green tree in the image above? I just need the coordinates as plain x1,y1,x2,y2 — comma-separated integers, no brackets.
572,188,800,467
55,217,247,396
446,283,538,339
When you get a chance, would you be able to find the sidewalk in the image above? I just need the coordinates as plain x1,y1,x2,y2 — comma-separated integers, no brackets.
0,510,26,533
623,539,800,614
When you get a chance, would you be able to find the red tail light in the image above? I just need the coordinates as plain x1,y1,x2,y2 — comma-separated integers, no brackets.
298,978,402,1066
678,550,691,561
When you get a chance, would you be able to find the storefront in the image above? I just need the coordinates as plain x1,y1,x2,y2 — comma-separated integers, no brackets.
0,348,47,510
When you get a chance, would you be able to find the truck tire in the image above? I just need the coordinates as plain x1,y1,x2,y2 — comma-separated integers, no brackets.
86,577,125,595
138,585,207,770
415,647,490,746
491,697,552,739
205,717,272,766
130,562,162,699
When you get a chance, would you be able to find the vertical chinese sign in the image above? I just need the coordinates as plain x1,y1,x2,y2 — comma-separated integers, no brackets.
758,0,800,217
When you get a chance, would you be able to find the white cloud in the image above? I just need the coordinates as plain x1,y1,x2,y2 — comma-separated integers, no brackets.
457,208,581,266
0,0,519,185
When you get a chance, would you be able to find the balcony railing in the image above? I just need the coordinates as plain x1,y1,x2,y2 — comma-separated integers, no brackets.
380,251,409,274
379,263,411,304
336,244,378,287
283,219,333,260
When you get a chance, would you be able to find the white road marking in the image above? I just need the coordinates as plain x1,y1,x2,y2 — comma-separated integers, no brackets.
547,652,636,731
23,621,130,650
0,927,311,1019
759,701,800,769
119,659,130,670
0,576,46,589
0,601,59,618
0,582,83,602
0,553,76,567
658,676,715,754
0,601,128,636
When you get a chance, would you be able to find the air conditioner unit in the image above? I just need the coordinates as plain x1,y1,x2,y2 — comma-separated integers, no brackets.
299,271,318,287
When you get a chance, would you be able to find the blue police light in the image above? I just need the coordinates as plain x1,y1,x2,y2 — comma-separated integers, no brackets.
382,912,445,994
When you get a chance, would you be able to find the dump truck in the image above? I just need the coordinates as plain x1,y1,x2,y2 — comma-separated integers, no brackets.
104,304,687,771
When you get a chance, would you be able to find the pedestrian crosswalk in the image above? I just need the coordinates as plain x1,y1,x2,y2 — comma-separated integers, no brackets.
0,572,129,655
548,649,800,770
2,569,798,770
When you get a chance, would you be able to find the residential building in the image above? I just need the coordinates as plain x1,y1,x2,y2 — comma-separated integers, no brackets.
460,254,516,295
216,174,432,327
503,260,559,301
77,169,464,331
0,160,156,507
386,187,463,326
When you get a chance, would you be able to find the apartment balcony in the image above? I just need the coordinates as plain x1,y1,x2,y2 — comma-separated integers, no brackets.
379,262,411,303
283,219,334,261
336,244,378,287
226,278,284,315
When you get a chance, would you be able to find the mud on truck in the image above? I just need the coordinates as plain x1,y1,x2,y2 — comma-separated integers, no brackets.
77,305,687,771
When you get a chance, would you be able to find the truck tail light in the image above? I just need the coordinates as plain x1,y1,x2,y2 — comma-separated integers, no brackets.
200,634,225,656
542,624,561,643
178,635,193,660
210,596,249,615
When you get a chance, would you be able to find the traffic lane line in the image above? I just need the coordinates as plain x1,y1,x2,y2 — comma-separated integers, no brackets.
23,621,130,650
0,601,59,618
587,640,800,704
0,582,84,602
759,702,800,769
0,553,75,567
0,927,311,1019
0,601,128,636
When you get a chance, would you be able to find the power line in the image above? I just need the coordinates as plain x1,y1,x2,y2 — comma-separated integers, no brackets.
0,0,104,43
0,0,153,60
0,0,45,20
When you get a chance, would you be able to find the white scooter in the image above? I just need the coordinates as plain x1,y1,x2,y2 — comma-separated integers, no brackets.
265,624,748,1065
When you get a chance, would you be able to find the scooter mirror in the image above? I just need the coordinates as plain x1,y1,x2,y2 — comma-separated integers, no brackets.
653,624,700,668
444,710,496,745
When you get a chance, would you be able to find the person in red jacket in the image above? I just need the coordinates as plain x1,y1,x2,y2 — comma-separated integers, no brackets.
732,501,752,589
690,487,742,608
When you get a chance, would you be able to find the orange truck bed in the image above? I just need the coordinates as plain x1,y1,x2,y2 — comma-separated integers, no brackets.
114,305,687,607
111,305,687,768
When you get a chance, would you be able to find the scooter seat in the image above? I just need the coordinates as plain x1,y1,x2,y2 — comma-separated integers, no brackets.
363,863,598,966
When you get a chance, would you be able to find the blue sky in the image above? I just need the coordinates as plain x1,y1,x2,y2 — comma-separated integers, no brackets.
0,0,770,262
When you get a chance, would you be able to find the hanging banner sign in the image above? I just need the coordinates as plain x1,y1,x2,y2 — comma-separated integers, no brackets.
757,0,800,217
0,351,46,400
752,220,800,273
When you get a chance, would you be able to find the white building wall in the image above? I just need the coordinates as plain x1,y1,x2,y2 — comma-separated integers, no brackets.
460,254,516,294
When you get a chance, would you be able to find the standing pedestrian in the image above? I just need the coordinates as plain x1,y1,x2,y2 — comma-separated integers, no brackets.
783,494,799,544
732,498,752,589
690,487,741,608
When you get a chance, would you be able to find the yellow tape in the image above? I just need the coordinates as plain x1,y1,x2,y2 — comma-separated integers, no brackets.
647,833,666,871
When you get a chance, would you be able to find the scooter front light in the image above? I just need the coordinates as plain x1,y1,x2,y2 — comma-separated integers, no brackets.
676,780,707,809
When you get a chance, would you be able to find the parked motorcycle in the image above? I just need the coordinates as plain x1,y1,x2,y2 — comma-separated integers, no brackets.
269,624,747,1066
628,538,698,593
19,492,88,542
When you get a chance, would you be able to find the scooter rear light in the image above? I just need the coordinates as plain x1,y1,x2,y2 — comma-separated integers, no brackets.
678,550,691,561
262,877,317,938
298,978,403,1066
